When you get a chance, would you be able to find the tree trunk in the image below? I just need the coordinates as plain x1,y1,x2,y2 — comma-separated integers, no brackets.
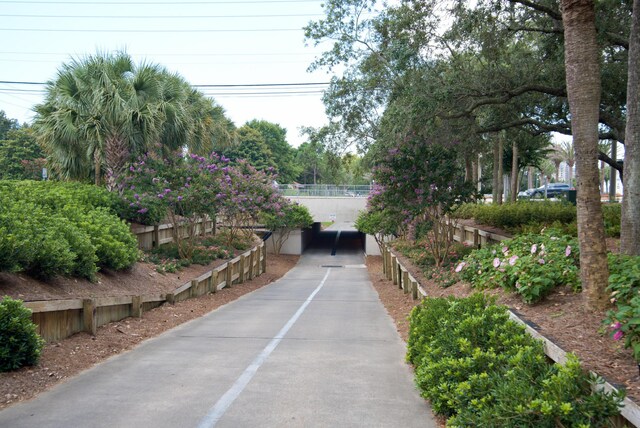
610,140,617,202
622,0,640,255
497,136,504,204
464,155,473,182
510,142,519,202
561,0,609,309
528,166,534,188
492,139,500,203
94,150,101,186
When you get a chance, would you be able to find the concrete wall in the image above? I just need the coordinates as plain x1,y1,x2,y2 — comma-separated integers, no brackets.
287,196,367,223
266,227,314,255
365,234,381,256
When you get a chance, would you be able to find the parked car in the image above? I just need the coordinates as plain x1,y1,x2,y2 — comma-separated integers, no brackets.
529,183,572,198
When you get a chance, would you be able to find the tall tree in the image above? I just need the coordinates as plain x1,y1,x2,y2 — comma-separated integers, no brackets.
34,53,162,186
244,120,299,182
0,111,19,140
561,0,609,309
622,0,640,255
0,127,45,180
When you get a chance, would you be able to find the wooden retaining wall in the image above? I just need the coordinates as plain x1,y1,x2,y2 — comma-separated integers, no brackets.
25,242,266,343
380,242,640,428
445,218,510,248
130,218,215,250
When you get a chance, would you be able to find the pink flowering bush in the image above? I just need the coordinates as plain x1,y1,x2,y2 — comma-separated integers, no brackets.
367,141,479,267
456,230,580,303
119,153,282,258
603,254,640,361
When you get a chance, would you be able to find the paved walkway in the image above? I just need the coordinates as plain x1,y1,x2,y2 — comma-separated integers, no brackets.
0,242,436,427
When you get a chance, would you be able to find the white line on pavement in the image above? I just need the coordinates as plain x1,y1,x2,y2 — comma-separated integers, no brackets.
197,268,332,428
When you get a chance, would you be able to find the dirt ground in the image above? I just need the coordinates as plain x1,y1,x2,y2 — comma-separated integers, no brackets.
0,254,299,410
365,253,640,406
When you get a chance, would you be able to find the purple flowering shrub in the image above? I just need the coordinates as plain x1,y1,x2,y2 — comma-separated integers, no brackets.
603,254,640,361
368,141,478,267
456,230,580,304
119,153,282,258
217,160,285,245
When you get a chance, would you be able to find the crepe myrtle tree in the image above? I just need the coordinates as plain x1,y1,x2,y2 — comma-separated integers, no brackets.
217,160,285,245
119,152,229,258
369,139,478,266
262,202,314,255
354,208,400,254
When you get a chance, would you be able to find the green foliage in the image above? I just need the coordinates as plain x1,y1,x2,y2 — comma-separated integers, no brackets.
0,127,45,180
145,231,249,274
457,230,580,304
453,202,621,238
407,294,623,426
0,297,45,372
602,204,621,238
604,254,640,361
262,202,313,255
0,181,138,279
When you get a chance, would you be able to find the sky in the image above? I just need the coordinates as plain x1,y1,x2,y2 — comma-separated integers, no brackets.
0,0,340,147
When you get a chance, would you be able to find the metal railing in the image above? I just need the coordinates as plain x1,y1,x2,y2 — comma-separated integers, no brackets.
278,184,371,197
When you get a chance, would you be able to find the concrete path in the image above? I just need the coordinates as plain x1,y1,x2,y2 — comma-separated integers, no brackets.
0,244,436,427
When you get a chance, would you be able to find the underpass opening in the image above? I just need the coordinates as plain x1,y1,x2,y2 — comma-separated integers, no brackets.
305,222,365,256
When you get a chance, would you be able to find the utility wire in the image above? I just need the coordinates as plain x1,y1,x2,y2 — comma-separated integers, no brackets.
0,80,330,87
0,27,302,33
0,51,319,57
0,0,321,4
1,13,322,19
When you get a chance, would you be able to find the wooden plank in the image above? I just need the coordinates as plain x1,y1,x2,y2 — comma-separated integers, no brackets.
131,296,143,317
191,279,199,298
226,260,233,287
152,225,160,248
83,298,97,335
211,270,219,293
94,296,132,308
173,281,192,296
391,255,398,285
166,293,175,305
248,249,255,280
195,270,213,283
141,294,165,304
411,278,418,300
262,244,267,274
239,255,246,284
25,299,83,313
402,268,409,294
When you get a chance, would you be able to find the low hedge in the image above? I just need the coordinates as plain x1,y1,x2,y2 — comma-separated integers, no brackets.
408,294,623,427
0,181,138,280
454,202,620,237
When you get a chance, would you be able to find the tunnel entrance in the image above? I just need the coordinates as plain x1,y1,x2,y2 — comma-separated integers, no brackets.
304,222,365,256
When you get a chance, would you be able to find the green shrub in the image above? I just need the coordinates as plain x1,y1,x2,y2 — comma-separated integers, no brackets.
456,230,580,303
604,254,640,360
408,294,623,426
453,201,621,238
0,297,45,371
0,181,138,279
62,207,138,271
602,204,621,238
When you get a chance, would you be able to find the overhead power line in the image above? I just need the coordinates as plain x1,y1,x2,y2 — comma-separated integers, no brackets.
1,13,322,19
0,51,319,57
0,80,330,87
0,27,302,33
0,0,321,4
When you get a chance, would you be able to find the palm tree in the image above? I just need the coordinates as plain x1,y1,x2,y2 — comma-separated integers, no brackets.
35,52,163,188
556,141,576,185
548,144,564,182
561,0,609,309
